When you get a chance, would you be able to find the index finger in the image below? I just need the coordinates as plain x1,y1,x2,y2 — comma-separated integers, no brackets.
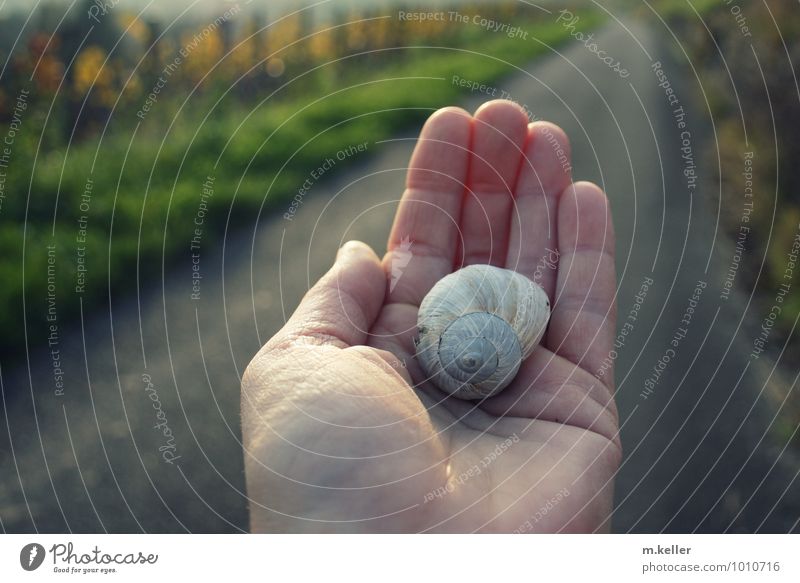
384,107,472,306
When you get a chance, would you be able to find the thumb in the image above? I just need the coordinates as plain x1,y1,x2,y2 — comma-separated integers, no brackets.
276,240,386,348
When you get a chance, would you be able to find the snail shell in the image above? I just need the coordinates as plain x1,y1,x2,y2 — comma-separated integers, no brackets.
415,265,550,400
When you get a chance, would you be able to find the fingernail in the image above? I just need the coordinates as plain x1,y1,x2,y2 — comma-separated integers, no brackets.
336,240,370,261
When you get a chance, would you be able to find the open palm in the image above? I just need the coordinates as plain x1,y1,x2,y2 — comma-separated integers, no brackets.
242,101,620,532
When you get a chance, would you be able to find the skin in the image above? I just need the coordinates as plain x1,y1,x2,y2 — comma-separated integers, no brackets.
242,100,620,533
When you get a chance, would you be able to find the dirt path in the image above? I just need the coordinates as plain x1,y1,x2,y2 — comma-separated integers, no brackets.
1,20,797,533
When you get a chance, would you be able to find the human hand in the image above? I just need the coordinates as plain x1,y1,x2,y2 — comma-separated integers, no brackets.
242,100,619,532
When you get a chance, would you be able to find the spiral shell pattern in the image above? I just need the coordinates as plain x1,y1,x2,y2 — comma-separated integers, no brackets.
415,265,550,400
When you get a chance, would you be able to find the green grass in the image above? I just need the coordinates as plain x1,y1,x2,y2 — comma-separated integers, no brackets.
646,0,720,19
1,11,606,356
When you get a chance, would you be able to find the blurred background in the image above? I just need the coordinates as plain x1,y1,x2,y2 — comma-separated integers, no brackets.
0,0,798,532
